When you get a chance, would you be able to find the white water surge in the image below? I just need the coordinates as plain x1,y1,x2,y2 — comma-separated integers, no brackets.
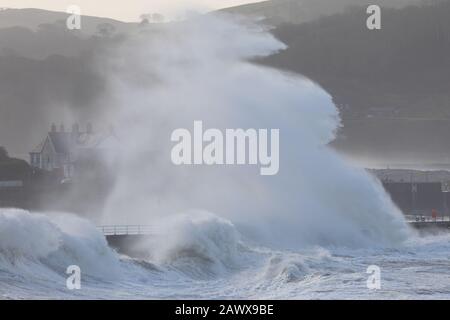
1,208,449,299
99,14,409,249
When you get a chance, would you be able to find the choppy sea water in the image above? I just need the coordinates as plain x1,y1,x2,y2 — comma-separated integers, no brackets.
0,208,449,300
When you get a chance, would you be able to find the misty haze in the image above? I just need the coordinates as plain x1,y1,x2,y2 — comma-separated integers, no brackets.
0,0,450,302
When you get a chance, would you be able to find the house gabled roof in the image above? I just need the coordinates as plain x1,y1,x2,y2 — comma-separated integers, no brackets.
31,129,119,156
30,138,46,154
30,132,71,155
48,132,73,154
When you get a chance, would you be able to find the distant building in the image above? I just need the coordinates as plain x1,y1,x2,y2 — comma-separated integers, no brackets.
29,123,117,180
370,169,450,216
370,169,450,184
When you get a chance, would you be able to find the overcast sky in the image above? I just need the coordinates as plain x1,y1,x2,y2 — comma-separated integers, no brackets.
0,0,262,21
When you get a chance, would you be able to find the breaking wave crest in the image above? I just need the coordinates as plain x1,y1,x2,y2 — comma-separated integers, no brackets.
0,208,121,281
0,208,332,286
122,211,254,278
0,208,447,299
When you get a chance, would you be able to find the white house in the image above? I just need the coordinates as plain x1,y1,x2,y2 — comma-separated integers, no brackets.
29,123,117,179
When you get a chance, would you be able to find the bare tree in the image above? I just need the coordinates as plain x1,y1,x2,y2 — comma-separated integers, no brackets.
140,13,165,24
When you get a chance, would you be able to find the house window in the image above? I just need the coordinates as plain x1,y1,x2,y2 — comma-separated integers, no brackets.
63,164,75,178
34,154,40,166
31,154,40,167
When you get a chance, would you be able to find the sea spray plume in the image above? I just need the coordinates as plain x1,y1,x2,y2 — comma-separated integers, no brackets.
0,208,121,279
0,208,61,262
100,13,410,249
139,210,246,278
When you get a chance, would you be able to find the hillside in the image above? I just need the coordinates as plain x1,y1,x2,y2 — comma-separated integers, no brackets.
0,2,450,167
0,8,141,59
0,8,134,35
261,0,450,166
221,0,418,25
0,9,136,159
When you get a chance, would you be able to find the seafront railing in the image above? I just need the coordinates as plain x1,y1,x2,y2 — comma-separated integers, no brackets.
404,215,450,222
97,225,155,236
97,217,450,237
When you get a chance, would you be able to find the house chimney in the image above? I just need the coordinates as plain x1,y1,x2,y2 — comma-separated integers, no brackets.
87,122,93,134
51,123,57,132
72,123,80,133
70,123,80,144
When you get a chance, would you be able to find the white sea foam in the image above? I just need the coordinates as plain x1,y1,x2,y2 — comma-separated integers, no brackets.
0,208,449,299
0,209,121,282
